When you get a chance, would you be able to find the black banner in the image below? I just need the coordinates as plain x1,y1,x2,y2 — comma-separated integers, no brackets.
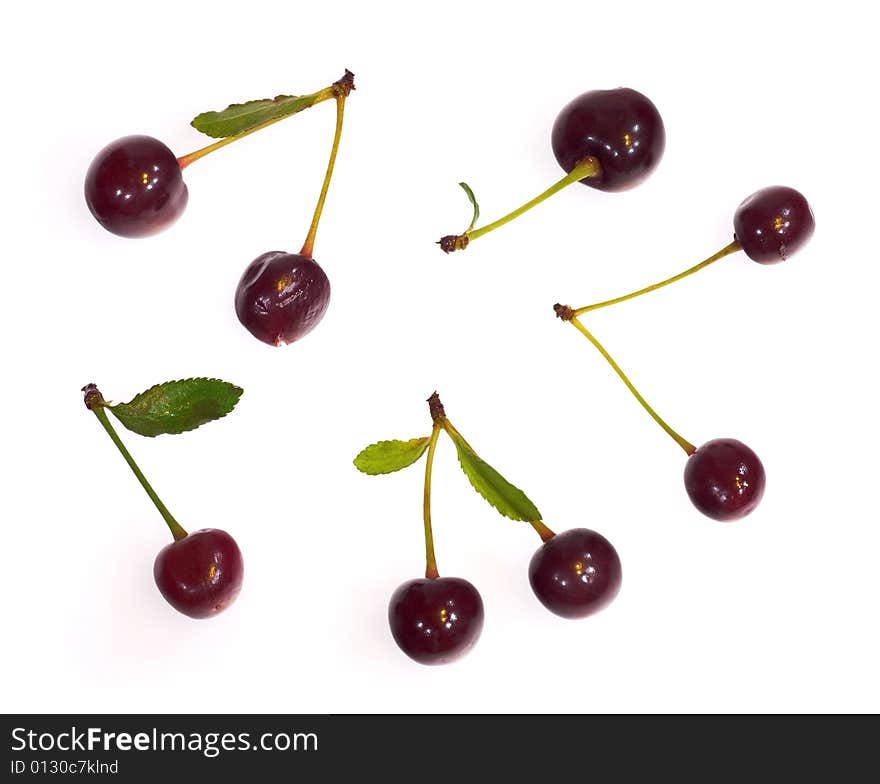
1,714,875,779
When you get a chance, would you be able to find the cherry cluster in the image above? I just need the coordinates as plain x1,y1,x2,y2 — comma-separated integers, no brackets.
80,73,817,650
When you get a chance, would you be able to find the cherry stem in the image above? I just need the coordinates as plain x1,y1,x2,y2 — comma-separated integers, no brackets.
422,422,443,580
439,417,473,450
529,520,556,542
439,156,601,252
300,94,347,258
573,240,742,316
560,315,697,456
176,86,338,170
82,384,188,542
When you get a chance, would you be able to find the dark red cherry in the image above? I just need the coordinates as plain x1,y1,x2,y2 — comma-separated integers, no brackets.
388,577,484,665
153,529,243,619
684,438,766,521
551,88,665,192
85,135,188,238
529,528,621,619
733,186,814,264
234,251,331,346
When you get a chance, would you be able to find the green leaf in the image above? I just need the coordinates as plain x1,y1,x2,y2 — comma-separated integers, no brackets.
459,182,480,232
191,92,325,138
446,429,541,522
353,438,431,475
109,378,243,437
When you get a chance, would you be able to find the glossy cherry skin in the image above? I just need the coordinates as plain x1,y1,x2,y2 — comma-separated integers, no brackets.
733,186,814,264
235,251,331,346
551,88,665,192
153,529,243,619
684,439,766,521
85,135,188,237
388,577,484,665
529,528,622,619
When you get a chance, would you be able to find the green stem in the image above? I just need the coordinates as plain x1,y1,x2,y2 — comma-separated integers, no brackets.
300,94,346,258
439,157,601,252
423,423,442,580
529,520,556,542
568,316,696,456
573,240,742,316
86,394,188,541
177,86,337,170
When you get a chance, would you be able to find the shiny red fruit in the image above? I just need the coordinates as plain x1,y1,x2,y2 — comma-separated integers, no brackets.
388,577,484,665
153,529,243,619
529,528,622,619
733,186,815,263
234,251,331,346
85,135,188,237
684,438,766,521
551,88,665,192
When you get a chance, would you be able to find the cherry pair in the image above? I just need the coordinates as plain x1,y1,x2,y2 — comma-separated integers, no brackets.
356,393,622,665
554,185,814,521
84,70,356,346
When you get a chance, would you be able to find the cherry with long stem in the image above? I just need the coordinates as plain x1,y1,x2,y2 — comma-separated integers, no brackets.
82,384,243,617
387,393,484,665
553,306,766,521
438,87,665,252
574,185,815,314
234,81,353,346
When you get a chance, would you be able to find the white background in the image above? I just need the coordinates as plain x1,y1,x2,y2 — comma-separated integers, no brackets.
3,0,877,713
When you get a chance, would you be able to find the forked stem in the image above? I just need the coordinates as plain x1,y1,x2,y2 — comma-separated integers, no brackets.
300,94,347,258
555,313,696,456
82,385,188,541
438,157,601,252
422,422,443,580
573,240,742,316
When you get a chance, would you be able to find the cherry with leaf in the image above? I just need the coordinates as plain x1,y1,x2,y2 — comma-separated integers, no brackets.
234,72,354,347
354,392,622,664
85,70,353,239
438,87,665,252
82,378,244,619
553,185,815,521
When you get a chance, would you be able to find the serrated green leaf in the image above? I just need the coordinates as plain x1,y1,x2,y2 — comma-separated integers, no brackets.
447,429,541,522
459,181,480,232
354,438,431,475
109,378,243,437
191,92,325,138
